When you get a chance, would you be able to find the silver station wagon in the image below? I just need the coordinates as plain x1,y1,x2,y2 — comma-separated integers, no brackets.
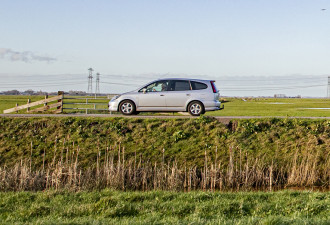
109,78,223,116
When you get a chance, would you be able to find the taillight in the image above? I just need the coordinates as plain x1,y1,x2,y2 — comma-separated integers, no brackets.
210,81,217,93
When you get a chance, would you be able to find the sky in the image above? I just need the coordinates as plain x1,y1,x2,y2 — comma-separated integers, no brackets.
0,0,330,97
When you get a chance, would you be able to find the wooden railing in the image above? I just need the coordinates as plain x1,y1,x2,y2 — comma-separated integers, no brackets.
2,93,118,114
62,95,115,114
3,92,64,114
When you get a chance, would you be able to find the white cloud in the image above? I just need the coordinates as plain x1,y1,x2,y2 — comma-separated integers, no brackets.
0,48,57,63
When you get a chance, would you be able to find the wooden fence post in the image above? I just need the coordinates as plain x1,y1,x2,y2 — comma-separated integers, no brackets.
15,103,18,113
44,95,48,107
57,91,64,113
27,99,31,112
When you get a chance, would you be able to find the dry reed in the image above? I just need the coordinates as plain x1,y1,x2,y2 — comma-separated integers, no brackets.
0,144,328,192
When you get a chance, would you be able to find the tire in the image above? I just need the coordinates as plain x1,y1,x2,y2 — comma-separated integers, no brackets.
119,100,136,115
188,101,204,116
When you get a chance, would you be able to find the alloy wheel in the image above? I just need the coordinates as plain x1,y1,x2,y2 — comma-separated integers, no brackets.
190,103,202,115
121,102,133,114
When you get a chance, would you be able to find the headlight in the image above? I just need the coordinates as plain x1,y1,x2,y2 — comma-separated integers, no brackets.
110,95,121,102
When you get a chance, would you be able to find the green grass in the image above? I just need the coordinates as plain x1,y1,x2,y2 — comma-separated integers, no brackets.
0,116,328,166
207,97,330,117
0,95,46,113
0,190,328,224
0,117,329,189
1,95,329,116
0,117,328,168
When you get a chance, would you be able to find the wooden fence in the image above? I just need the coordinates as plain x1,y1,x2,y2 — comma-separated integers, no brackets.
2,93,115,114
3,92,64,114
62,95,115,114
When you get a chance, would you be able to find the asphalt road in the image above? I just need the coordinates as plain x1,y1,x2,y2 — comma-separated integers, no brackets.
1,114,329,125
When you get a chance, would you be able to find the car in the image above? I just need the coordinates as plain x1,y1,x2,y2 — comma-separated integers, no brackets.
108,78,223,116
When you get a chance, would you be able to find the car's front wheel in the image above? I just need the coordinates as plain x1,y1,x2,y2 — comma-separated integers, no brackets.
188,101,204,116
119,100,136,115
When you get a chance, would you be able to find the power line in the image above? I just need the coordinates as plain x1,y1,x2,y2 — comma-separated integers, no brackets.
1,80,88,86
1,81,326,90
100,81,140,87
2,77,326,86
0,82,86,88
214,76,326,82
2,74,327,85
1,74,328,97
227,82,327,87
221,84,327,91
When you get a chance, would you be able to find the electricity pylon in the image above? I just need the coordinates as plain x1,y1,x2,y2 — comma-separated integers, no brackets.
87,68,93,94
327,76,330,98
95,72,100,95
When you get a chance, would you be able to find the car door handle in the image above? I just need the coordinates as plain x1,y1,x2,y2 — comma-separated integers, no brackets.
160,94,165,96
186,94,190,96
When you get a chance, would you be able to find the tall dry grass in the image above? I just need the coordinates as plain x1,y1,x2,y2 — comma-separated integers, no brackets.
0,142,328,192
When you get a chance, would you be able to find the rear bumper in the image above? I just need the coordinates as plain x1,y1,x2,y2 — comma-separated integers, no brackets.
204,101,224,111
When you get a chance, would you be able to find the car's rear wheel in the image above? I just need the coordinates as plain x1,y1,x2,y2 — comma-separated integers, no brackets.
188,101,204,116
119,100,136,115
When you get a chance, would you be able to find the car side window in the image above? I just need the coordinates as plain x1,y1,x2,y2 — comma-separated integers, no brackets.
141,80,169,92
191,81,208,90
168,80,191,91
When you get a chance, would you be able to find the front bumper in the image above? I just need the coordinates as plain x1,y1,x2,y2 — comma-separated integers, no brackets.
108,101,119,112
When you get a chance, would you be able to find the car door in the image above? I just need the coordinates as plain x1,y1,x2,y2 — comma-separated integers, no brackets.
165,80,192,110
138,80,168,110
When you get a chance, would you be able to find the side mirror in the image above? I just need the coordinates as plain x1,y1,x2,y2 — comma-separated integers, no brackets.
142,88,147,94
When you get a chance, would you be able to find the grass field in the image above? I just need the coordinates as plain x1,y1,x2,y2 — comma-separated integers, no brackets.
0,95,329,116
0,190,328,224
0,95,46,113
208,97,330,117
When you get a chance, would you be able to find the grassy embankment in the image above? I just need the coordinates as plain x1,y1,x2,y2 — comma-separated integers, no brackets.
1,95,329,116
0,117,329,191
0,190,328,224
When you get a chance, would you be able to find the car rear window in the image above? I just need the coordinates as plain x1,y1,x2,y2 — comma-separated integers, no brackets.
191,81,208,90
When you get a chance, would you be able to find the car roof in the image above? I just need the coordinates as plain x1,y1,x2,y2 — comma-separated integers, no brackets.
154,78,214,82
134,78,215,91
